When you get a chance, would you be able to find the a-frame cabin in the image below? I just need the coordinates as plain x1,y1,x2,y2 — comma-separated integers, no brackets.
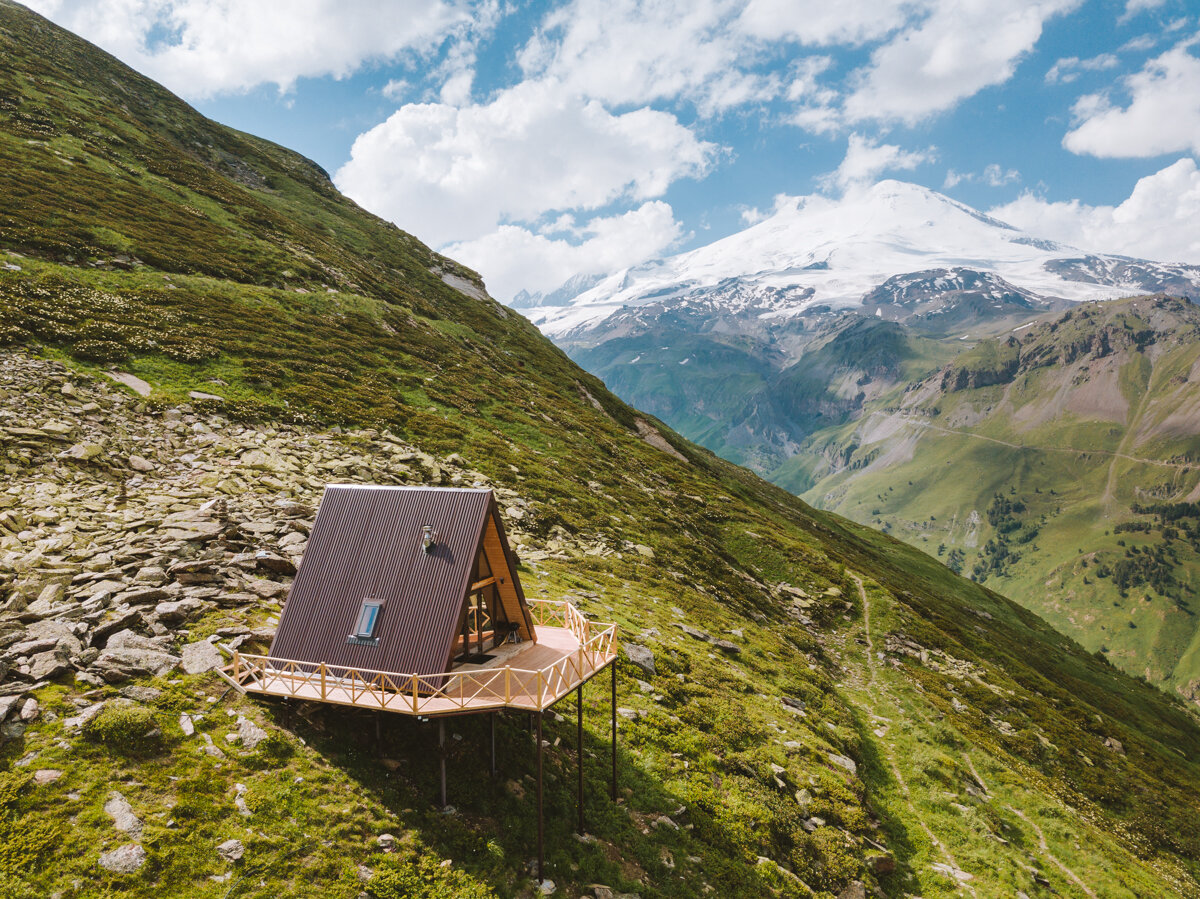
225,485,617,716
266,485,536,681
220,484,619,885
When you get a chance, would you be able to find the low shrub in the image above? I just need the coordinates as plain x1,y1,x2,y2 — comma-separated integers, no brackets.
82,703,162,753
367,855,496,899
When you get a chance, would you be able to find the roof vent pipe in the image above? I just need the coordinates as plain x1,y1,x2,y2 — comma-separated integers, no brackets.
422,526,435,553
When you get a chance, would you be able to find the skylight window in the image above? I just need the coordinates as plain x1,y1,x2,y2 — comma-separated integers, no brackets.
349,599,383,644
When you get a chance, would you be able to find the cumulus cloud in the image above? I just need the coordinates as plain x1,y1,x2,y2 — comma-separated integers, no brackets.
1064,41,1200,157
944,164,1020,188
844,0,1081,124
445,202,684,301
990,157,1200,263
1045,53,1120,84
24,0,470,99
822,134,935,192
737,0,911,46
334,80,717,247
516,0,780,115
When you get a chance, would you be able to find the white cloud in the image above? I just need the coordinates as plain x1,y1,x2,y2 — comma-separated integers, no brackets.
844,0,1081,124
1064,41,1200,157
334,80,717,247
990,157,1200,263
738,0,912,46
944,163,1020,188
1121,0,1168,21
516,0,780,115
1045,53,1120,84
822,134,935,192
445,202,684,300
23,0,469,99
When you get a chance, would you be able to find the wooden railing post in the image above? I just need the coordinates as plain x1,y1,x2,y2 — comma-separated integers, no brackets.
411,674,419,714
233,652,241,684
320,663,327,700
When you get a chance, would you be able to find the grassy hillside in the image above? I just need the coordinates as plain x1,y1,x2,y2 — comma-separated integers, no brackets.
802,296,1200,700
1,3,1200,897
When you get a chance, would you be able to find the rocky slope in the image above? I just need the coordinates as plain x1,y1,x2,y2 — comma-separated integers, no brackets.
2,3,1200,898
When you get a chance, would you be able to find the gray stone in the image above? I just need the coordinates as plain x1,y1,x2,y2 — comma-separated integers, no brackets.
33,768,62,785
129,455,156,472
120,587,170,606
236,716,268,750
623,643,656,677
181,640,222,675
243,578,288,600
61,443,105,461
154,598,205,626
98,843,146,874
836,883,867,899
678,624,710,642
105,791,143,838
105,371,151,397
19,698,38,721
29,649,70,680
217,838,245,862
254,551,296,576
179,713,195,736
93,631,179,681
133,566,167,586
827,752,857,776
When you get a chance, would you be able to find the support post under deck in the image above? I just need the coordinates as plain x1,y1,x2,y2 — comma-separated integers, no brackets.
490,712,497,778
577,683,584,834
438,719,447,809
610,659,617,802
536,711,544,884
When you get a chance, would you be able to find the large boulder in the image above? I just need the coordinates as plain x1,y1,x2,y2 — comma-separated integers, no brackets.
623,643,656,677
181,640,222,675
92,630,179,682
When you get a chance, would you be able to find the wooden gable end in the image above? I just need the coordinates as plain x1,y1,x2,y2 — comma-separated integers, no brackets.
480,501,535,642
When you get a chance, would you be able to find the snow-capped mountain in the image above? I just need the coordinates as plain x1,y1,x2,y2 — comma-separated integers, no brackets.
528,180,1200,339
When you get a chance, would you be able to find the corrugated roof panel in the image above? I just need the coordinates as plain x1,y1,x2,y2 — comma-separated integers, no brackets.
269,486,496,677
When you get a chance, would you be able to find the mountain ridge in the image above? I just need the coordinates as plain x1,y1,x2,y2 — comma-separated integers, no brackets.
528,179,1200,339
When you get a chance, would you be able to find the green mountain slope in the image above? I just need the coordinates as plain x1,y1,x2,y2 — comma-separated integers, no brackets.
1,4,1199,898
802,296,1200,699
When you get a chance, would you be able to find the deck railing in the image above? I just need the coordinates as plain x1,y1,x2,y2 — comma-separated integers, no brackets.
223,620,617,716
526,598,591,644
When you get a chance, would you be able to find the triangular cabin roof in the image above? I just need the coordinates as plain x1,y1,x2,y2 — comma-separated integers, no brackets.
268,485,533,677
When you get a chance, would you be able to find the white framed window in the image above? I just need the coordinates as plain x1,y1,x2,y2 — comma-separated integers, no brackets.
353,599,383,639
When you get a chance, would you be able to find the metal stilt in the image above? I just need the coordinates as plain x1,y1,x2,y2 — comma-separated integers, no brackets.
577,683,584,834
438,718,447,808
611,660,618,801
536,711,544,884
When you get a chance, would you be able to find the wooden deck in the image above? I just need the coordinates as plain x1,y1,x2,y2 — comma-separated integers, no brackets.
220,600,617,717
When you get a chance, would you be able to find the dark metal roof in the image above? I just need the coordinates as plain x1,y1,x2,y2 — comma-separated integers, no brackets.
268,485,526,677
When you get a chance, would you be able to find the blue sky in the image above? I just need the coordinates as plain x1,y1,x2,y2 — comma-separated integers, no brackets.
27,0,1200,300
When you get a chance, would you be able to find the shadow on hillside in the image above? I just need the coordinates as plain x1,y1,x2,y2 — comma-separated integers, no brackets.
255,682,842,898
846,705,923,899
